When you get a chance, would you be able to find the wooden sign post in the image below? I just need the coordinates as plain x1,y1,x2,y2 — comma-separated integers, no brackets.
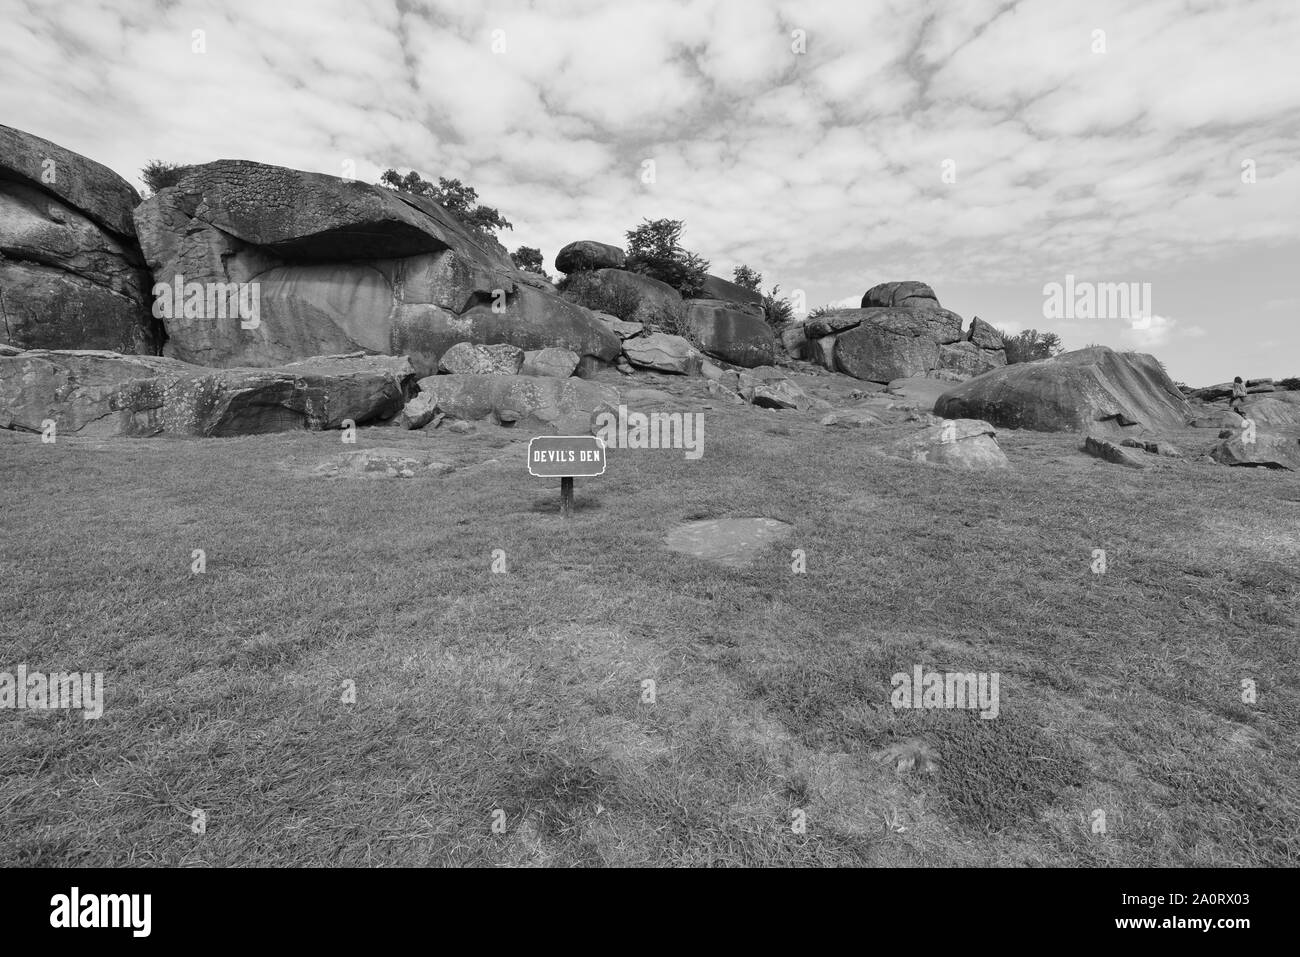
528,436,607,518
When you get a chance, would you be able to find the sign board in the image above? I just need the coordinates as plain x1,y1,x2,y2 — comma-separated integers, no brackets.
527,435,607,478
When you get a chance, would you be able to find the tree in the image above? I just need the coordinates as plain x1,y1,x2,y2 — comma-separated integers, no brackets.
732,265,762,292
623,218,710,298
999,328,1064,364
141,160,189,195
510,246,550,280
761,285,794,330
378,169,512,239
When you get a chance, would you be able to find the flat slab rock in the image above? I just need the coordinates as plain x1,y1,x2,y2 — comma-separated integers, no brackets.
664,517,793,568
313,447,455,479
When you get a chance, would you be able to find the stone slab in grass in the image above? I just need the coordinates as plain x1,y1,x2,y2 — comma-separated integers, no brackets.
313,447,455,479
663,517,793,568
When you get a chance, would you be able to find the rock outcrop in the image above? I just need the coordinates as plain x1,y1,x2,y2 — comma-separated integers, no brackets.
696,274,763,316
1236,397,1300,431
683,299,774,368
622,332,701,374
802,286,1005,384
133,160,619,373
1192,378,1274,401
0,125,161,354
404,373,619,434
827,307,965,382
934,347,1191,435
0,348,413,436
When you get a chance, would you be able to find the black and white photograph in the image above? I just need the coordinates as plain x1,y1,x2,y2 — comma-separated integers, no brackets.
0,0,1293,930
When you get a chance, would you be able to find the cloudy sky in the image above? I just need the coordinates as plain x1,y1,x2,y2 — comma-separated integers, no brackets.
2,0,1297,385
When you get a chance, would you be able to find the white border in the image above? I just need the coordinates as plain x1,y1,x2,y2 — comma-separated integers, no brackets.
526,435,608,477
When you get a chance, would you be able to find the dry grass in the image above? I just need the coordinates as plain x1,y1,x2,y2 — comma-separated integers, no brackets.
1,371,1297,866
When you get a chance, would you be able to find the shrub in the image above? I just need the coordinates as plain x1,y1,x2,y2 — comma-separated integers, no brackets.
379,169,512,239
645,298,689,339
1278,377,1300,391
510,245,550,280
140,160,190,195
732,265,762,293
761,285,795,330
1000,329,1063,364
624,218,710,298
806,304,838,321
557,272,642,323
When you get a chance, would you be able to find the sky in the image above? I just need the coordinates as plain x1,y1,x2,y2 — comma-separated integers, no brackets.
1,0,1297,386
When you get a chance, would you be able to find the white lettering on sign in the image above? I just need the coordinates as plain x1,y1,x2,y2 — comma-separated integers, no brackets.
526,436,607,477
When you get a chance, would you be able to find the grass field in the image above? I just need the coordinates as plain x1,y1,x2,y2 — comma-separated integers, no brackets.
2,371,1297,866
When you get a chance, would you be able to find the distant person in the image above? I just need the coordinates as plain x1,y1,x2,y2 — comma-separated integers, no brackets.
1230,376,1247,416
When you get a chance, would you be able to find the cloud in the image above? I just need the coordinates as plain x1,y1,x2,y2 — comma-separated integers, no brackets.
0,0,1296,387
1120,313,1179,349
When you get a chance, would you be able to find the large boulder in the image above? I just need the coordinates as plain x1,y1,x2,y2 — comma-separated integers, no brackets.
0,126,160,354
622,332,700,374
0,125,142,236
592,311,644,340
805,308,874,340
438,341,524,375
0,348,413,437
966,317,1004,351
696,274,763,316
559,268,682,326
1211,433,1300,470
1193,378,1275,401
737,368,814,411
521,347,580,378
1237,397,1300,431
683,300,774,368
133,160,617,373
831,308,965,382
887,419,1010,470
934,347,1191,434
937,340,1004,378
811,334,836,369
779,322,808,360
407,373,619,434
555,240,625,274
861,281,939,310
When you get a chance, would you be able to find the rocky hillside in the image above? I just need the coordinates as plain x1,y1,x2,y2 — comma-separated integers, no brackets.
1,126,1296,470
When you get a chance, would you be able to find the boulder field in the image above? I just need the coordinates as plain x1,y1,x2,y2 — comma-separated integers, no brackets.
0,125,1285,476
